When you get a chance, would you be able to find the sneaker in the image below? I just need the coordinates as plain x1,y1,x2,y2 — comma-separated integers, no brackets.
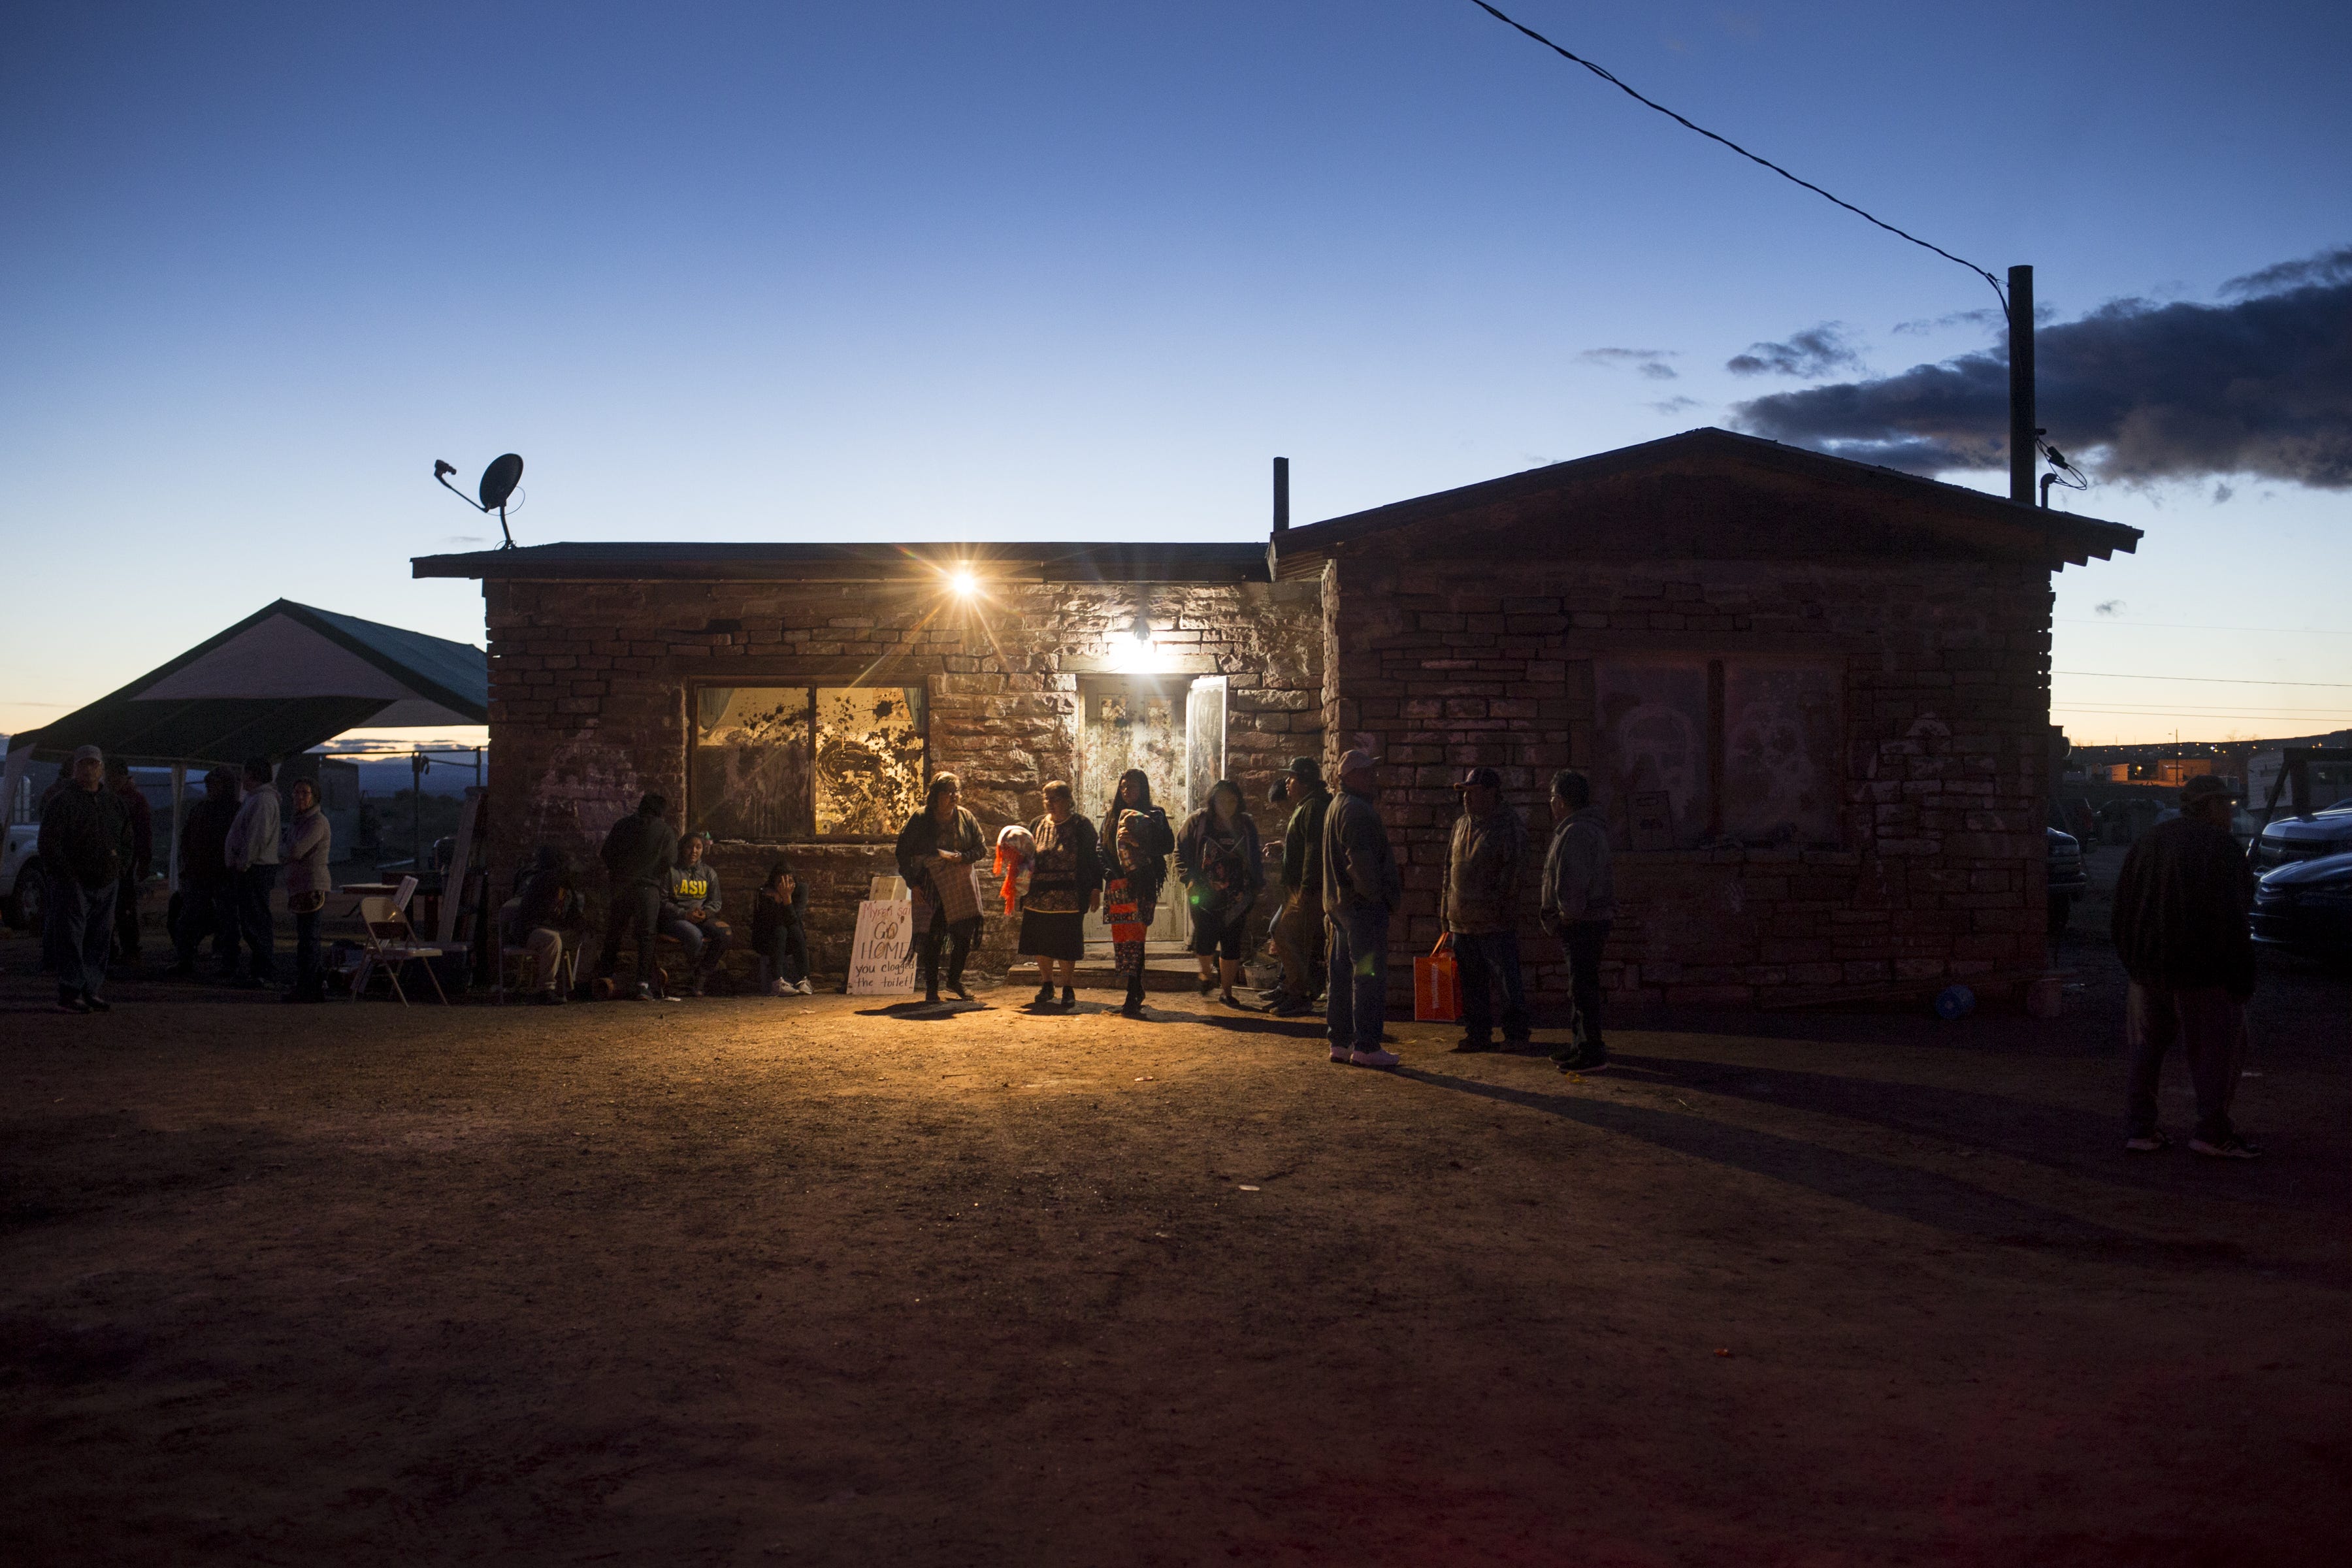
1349,1047,1401,1070
1328,1044,1352,1063
795,979,815,995
631,983,653,1002
82,992,112,1013
2189,1134,2262,1160
1450,1036,1494,1054
57,992,91,1015
2123,1130,2170,1154
1554,1053,1610,1074
1271,998,1314,1018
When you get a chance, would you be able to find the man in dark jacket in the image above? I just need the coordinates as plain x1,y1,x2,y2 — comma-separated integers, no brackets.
596,792,678,1000
2112,774,2261,1159
104,757,153,960
167,766,242,977
1441,766,1531,1052
39,745,131,1013
1266,757,1331,1017
1322,748,1403,1070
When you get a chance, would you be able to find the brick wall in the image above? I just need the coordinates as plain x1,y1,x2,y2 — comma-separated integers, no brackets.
1322,540,2055,1011
479,576,1322,977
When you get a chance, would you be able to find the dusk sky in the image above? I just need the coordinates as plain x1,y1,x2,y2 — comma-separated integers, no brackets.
5,0,2346,751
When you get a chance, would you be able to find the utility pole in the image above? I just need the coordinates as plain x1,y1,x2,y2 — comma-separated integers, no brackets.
2008,264,2035,505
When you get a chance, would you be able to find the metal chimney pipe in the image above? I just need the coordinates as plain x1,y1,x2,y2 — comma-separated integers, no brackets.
2008,265,2036,505
1273,456,1290,534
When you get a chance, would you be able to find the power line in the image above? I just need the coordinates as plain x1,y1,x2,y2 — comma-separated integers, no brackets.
2053,670,2352,689
1464,1,2006,308
2057,619,2352,636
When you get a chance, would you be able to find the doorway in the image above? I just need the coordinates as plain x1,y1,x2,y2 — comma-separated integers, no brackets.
1078,674,1224,949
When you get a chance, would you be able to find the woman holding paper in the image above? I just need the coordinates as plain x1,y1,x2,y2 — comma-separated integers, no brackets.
1019,779,1102,1011
894,773,986,1004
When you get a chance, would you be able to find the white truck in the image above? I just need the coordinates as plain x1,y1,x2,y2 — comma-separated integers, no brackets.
3,822,41,929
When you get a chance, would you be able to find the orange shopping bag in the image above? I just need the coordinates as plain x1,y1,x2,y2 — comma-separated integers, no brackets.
1413,939,1460,1022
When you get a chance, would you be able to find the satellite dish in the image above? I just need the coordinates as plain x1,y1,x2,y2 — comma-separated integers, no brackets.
480,453,524,512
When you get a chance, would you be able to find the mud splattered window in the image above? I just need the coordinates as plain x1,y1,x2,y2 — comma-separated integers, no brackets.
813,687,927,838
689,685,928,841
1592,659,1843,851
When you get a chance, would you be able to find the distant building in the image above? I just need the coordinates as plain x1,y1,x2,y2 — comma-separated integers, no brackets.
414,428,2140,1007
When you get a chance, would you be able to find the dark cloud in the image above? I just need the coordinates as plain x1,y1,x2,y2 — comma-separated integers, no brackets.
1725,323,1863,378
2095,600,2124,616
1731,246,2352,488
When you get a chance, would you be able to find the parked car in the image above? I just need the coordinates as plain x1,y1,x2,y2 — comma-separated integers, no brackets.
2,823,41,930
2250,850,2352,966
2046,826,2087,934
2253,802,2352,870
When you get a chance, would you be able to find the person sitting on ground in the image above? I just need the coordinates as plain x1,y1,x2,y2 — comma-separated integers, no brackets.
661,832,732,997
751,858,813,996
103,756,153,963
1103,809,1154,1017
168,766,242,979
894,772,987,1004
279,776,333,1004
504,847,587,1005
595,792,678,1000
39,744,131,1015
1177,778,1264,1008
1019,780,1101,1011
2112,773,2262,1159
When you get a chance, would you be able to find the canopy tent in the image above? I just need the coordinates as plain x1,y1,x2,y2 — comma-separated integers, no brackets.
3,601,487,852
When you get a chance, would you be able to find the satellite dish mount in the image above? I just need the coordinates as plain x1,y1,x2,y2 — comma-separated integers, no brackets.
431,452,525,548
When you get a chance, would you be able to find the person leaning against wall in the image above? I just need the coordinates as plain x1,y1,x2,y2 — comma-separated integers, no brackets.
222,756,283,989
1019,779,1101,1011
1321,748,1402,1070
896,772,986,1004
661,830,733,997
751,858,813,997
39,744,131,1014
1539,769,1615,1074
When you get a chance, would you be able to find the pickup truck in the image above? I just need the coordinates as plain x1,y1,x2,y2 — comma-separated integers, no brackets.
3,823,41,930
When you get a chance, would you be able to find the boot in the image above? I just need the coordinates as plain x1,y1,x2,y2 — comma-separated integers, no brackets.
1121,975,1145,1017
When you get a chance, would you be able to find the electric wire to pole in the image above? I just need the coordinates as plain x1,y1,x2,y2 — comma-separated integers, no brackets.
1463,0,2008,313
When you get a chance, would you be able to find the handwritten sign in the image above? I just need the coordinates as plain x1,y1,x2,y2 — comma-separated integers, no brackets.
846,899,919,996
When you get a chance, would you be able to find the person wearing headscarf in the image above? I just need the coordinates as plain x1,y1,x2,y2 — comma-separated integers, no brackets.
1019,780,1101,1010
894,772,987,1004
1176,778,1264,1008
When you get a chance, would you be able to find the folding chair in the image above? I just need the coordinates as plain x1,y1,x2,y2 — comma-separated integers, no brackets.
353,875,453,1004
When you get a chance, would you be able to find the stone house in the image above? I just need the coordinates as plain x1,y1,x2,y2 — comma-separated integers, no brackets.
416,427,2138,1007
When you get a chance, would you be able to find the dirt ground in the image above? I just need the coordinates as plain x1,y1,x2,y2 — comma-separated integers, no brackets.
3,917,2347,1566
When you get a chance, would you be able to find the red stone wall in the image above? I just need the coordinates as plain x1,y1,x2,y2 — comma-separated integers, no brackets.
479,577,1323,977
1323,545,2055,1009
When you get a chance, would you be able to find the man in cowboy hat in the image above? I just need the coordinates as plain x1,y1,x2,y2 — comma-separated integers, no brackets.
2112,774,2261,1159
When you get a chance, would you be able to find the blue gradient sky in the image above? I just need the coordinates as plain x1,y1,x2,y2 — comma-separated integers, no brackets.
4,1,2346,747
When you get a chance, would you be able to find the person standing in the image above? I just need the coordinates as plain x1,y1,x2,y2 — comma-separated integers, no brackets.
1539,770,1616,1073
1265,757,1332,1017
895,774,987,1004
167,766,241,978
222,756,282,988
1019,780,1101,1010
39,745,131,1013
661,832,732,996
2113,774,2262,1158
278,776,333,1003
103,757,153,962
1441,766,1531,1052
1322,748,1402,1069
1103,809,1155,1016
1100,772,1172,926
596,792,678,1000
1177,778,1264,1008
751,858,813,996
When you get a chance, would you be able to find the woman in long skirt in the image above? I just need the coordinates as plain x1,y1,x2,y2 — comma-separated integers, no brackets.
1019,779,1102,1010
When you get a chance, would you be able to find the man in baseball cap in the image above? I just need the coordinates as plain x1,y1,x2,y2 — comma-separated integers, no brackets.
1441,767,1531,1052
2112,774,2261,1158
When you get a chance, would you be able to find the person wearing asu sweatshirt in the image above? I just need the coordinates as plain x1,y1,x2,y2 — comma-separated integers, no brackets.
662,831,731,996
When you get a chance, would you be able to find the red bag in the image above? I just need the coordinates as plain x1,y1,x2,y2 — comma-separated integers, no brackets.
1414,939,1460,1022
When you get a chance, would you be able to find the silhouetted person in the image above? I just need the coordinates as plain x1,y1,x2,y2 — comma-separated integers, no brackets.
2114,774,2261,1159
278,776,332,1003
896,773,985,1004
751,859,812,996
1020,780,1100,1010
103,757,152,961
1266,757,1330,1017
597,793,678,1000
168,766,241,978
1540,769,1614,1073
1441,766,1531,1053
1322,749,1401,1069
1177,778,1263,1008
39,745,130,1013
223,756,282,988
505,847,586,1005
